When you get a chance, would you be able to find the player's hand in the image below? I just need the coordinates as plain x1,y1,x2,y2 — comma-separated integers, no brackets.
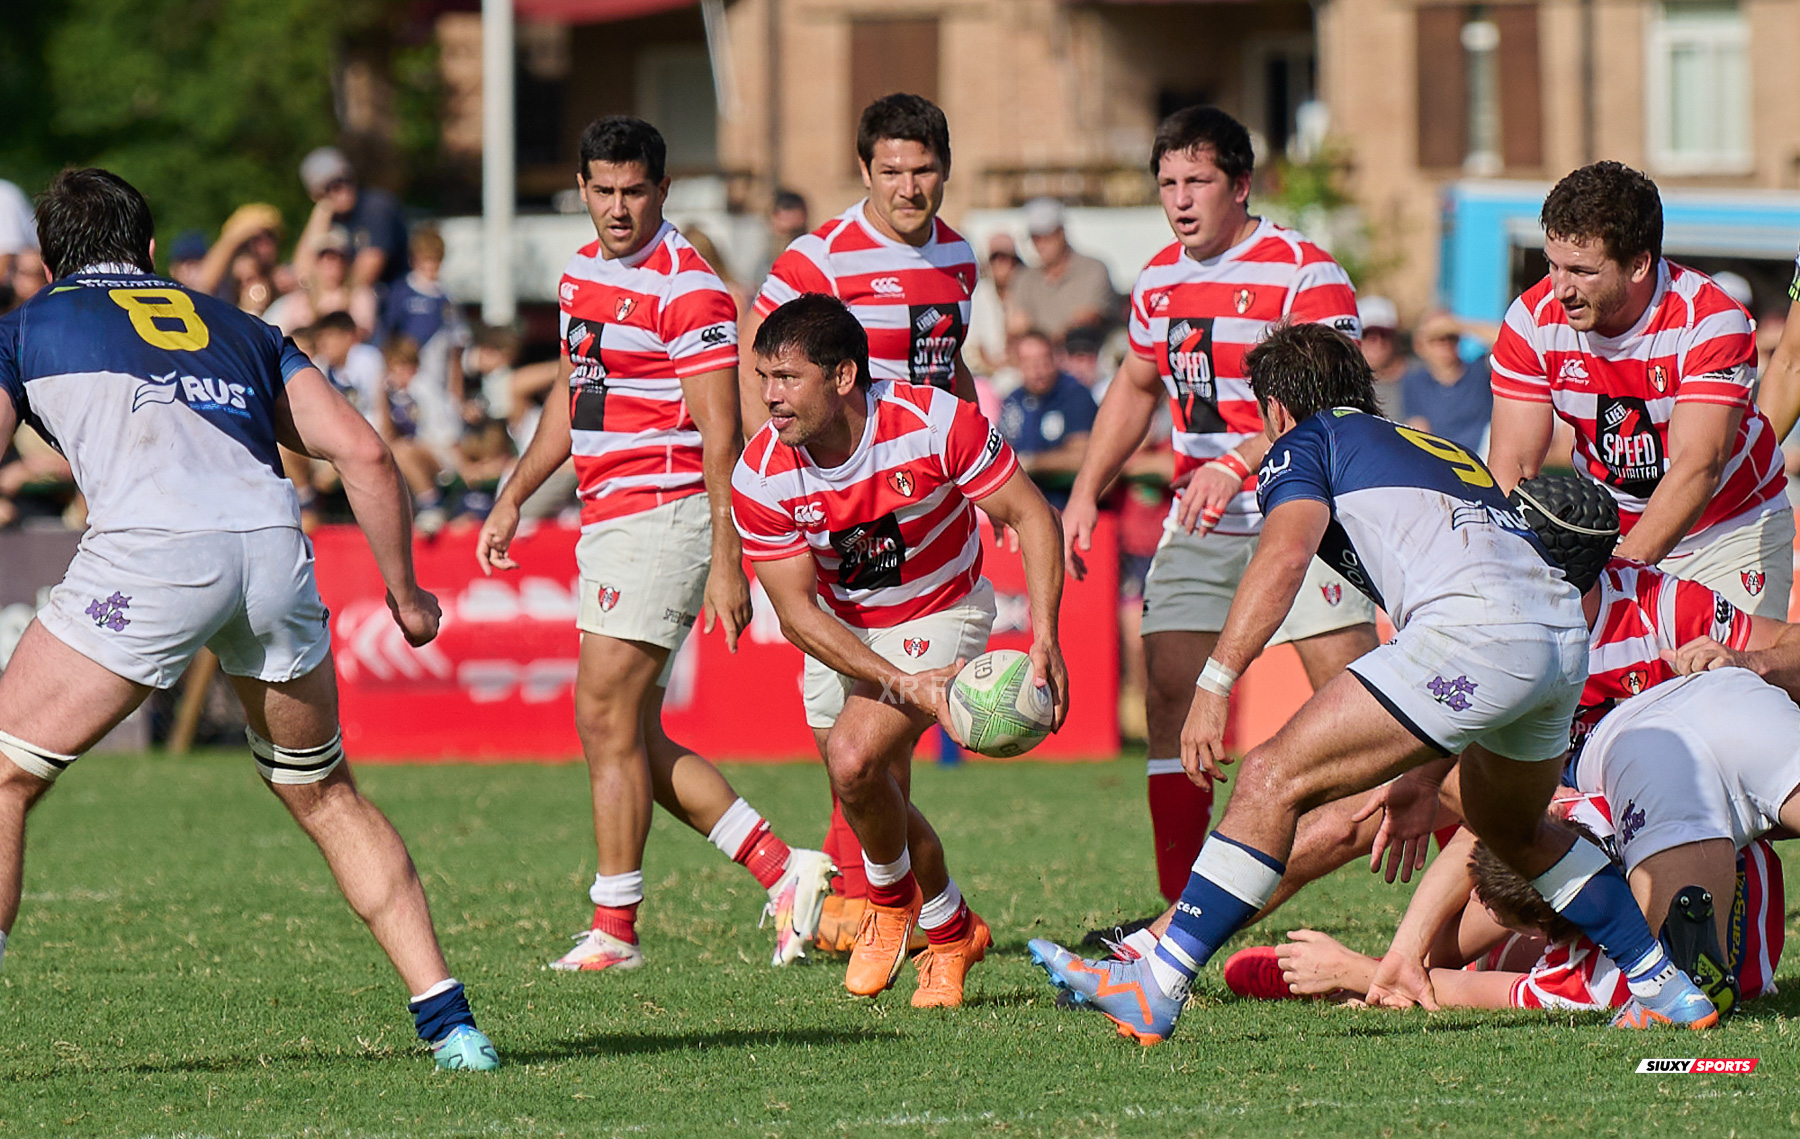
1277,929,1360,998
1365,948,1440,1011
1662,637,1750,675
475,498,521,576
1179,688,1232,785
1031,638,1071,731
1175,461,1244,536
901,659,967,743
387,586,442,647
1062,494,1098,581
702,561,753,653
1352,772,1442,884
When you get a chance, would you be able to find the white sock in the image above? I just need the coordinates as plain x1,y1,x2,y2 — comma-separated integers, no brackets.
1148,939,1197,999
863,848,912,888
918,880,965,931
410,976,459,1003
1122,927,1159,959
706,797,762,861
1145,757,1185,777
589,870,645,907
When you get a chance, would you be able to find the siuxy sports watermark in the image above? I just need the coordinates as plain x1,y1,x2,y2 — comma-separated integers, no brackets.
1635,1058,1758,1074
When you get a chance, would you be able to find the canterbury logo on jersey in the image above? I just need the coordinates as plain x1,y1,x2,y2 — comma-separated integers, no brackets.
132,371,253,417
871,276,904,295
699,323,731,346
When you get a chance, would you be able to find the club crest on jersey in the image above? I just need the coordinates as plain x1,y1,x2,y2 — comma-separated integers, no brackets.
888,469,915,498
598,585,621,612
84,592,131,632
1320,582,1342,606
614,296,635,321
1649,364,1669,393
1233,288,1254,315
1623,668,1647,695
902,637,930,658
1427,674,1477,712
1742,569,1766,597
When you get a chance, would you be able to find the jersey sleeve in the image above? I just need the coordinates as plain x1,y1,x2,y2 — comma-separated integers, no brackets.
1490,297,1552,403
0,312,23,413
1256,417,1334,514
1127,274,1157,360
1665,574,1755,650
752,240,834,317
662,273,740,378
942,394,1018,500
1284,256,1361,339
277,336,314,383
1674,305,1756,407
730,459,808,561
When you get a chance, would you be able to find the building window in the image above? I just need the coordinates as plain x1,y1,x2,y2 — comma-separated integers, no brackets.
1646,0,1751,173
849,18,940,171
636,44,719,173
1417,4,1541,174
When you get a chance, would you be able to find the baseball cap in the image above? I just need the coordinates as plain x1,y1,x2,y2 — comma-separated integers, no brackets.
1357,295,1399,332
300,147,354,197
1023,197,1065,237
170,229,210,263
316,226,353,256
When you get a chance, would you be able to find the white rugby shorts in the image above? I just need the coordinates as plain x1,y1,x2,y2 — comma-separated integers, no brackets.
802,578,997,730
1659,504,1795,620
1139,526,1375,641
576,493,713,685
1574,668,1800,870
37,527,331,689
1347,620,1587,763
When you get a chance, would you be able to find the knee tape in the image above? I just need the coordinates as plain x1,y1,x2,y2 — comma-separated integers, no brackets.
247,728,345,785
0,730,78,783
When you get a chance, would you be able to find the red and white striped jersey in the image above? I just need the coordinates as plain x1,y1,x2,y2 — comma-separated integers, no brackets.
1126,220,1360,535
1491,261,1784,552
731,380,1017,628
752,202,977,391
1503,934,1631,1012
1574,558,1752,749
558,222,739,527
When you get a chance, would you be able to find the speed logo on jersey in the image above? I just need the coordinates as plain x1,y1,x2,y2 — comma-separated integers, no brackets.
908,303,964,389
1596,395,1663,495
829,513,906,591
1165,316,1225,434
566,319,604,384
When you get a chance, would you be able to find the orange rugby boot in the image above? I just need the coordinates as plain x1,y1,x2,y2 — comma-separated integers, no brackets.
844,891,922,996
910,912,993,1008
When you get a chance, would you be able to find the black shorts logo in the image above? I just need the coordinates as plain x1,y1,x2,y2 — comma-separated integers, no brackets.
1595,395,1664,496
830,513,906,591
1166,316,1225,434
908,303,965,390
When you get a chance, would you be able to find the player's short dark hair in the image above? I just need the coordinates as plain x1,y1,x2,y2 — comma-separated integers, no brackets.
1245,321,1380,422
1471,839,1581,944
1508,473,1620,594
856,94,952,175
1150,106,1255,183
578,116,667,184
312,310,359,336
1541,161,1662,266
35,167,155,278
753,294,870,390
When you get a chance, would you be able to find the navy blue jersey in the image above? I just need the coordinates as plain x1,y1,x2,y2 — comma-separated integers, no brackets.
1258,408,1580,629
0,266,310,533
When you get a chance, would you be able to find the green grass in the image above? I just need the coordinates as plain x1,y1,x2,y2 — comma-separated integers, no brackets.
2,752,1797,1137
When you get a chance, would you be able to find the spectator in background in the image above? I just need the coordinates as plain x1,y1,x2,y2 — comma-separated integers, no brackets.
270,225,378,335
1758,306,1785,379
1008,197,1120,344
167,230,211,290
0,179,36,312
1058,323,1105,390
1356,295,1407,419
1401,311,1494,455
751,188,809,288
0,428,76,530
380,225,468,452
965,233,1021,379
306,311,385,421
1000,330,1097,508
8,250,45,311
684,227,747,314
299,146,408,289
187,203,285,311
373,335,441,511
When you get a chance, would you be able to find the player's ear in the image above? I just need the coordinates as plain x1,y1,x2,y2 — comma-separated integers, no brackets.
1628,251,1654,284
833,359,860,396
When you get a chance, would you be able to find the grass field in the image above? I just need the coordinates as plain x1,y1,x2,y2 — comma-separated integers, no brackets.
1,751,1796,1137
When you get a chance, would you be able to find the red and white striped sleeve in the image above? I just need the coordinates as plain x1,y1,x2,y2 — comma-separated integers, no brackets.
1673,299,1756,408
940,394,1018,500
1284,255,1360,338
663,259,740,377
1662,572,1753,652
730,446,808,561
1490,295,1553,403
1127,272,1157,361
752,237,835,318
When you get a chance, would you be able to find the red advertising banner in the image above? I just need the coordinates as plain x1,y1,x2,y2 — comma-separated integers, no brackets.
311,515,1120,761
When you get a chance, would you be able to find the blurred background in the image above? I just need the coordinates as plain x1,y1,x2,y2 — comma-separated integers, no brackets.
2,0,1799,754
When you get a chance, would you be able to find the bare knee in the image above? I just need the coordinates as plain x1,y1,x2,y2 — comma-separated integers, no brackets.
826,735,887,803
575,689,644,760
1235,744,1318,818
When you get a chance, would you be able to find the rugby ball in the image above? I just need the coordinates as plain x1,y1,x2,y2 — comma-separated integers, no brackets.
948,650,1054,758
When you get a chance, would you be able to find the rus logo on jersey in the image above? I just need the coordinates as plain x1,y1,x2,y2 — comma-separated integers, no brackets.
132,371,253,416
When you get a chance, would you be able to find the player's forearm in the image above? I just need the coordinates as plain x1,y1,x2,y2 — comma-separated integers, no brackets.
1612,461,1719,564
1756,301,1800,439
1388,829,1478,963
775,602,906,692
952,358,977,404
700,446,743,565
1421,968,1518,1009
496,395,572,509
1485,396,1554,493
1015,503,1065,648
1070,382,1158,504
1210,548,1309,675
337,442,422,599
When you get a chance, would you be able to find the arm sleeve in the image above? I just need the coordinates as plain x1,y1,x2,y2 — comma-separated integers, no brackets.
1674,311,1756,407
753,243,834,317
663,276,740,377
730,464,808,560
1127,277,1157,361
1284,256,1361,339
942,395,1019,501
277,336,314,384
0,314,23,412
1255,419,1334,514
1489,298,1553,403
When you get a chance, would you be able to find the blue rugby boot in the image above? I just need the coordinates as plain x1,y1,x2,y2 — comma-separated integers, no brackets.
1028,938,1184,1045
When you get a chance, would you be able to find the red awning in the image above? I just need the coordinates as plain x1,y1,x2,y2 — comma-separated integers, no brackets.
513,0,694,24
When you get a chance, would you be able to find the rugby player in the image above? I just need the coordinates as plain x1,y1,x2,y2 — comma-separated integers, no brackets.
1754,244,1800,438
0,169,497,1070
1487,161,1793,616
733,295,1068,1007
1061,106,1376,909
746,94,979,943
1031,322,1716,1043
475,118,831,972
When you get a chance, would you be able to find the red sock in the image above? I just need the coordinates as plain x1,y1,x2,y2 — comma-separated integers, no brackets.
867,869,917,909
1148,763,1214,904
734,821,792,890
922,900,972,946
592,902,640,944
826,801,868,898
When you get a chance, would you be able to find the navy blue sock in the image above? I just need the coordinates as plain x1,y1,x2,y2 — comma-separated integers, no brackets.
1532,842,1664,981
409,980,477,1043
1152,834,1285,993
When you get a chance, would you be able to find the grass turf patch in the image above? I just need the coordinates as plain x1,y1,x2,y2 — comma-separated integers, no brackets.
0,751,1795,1137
